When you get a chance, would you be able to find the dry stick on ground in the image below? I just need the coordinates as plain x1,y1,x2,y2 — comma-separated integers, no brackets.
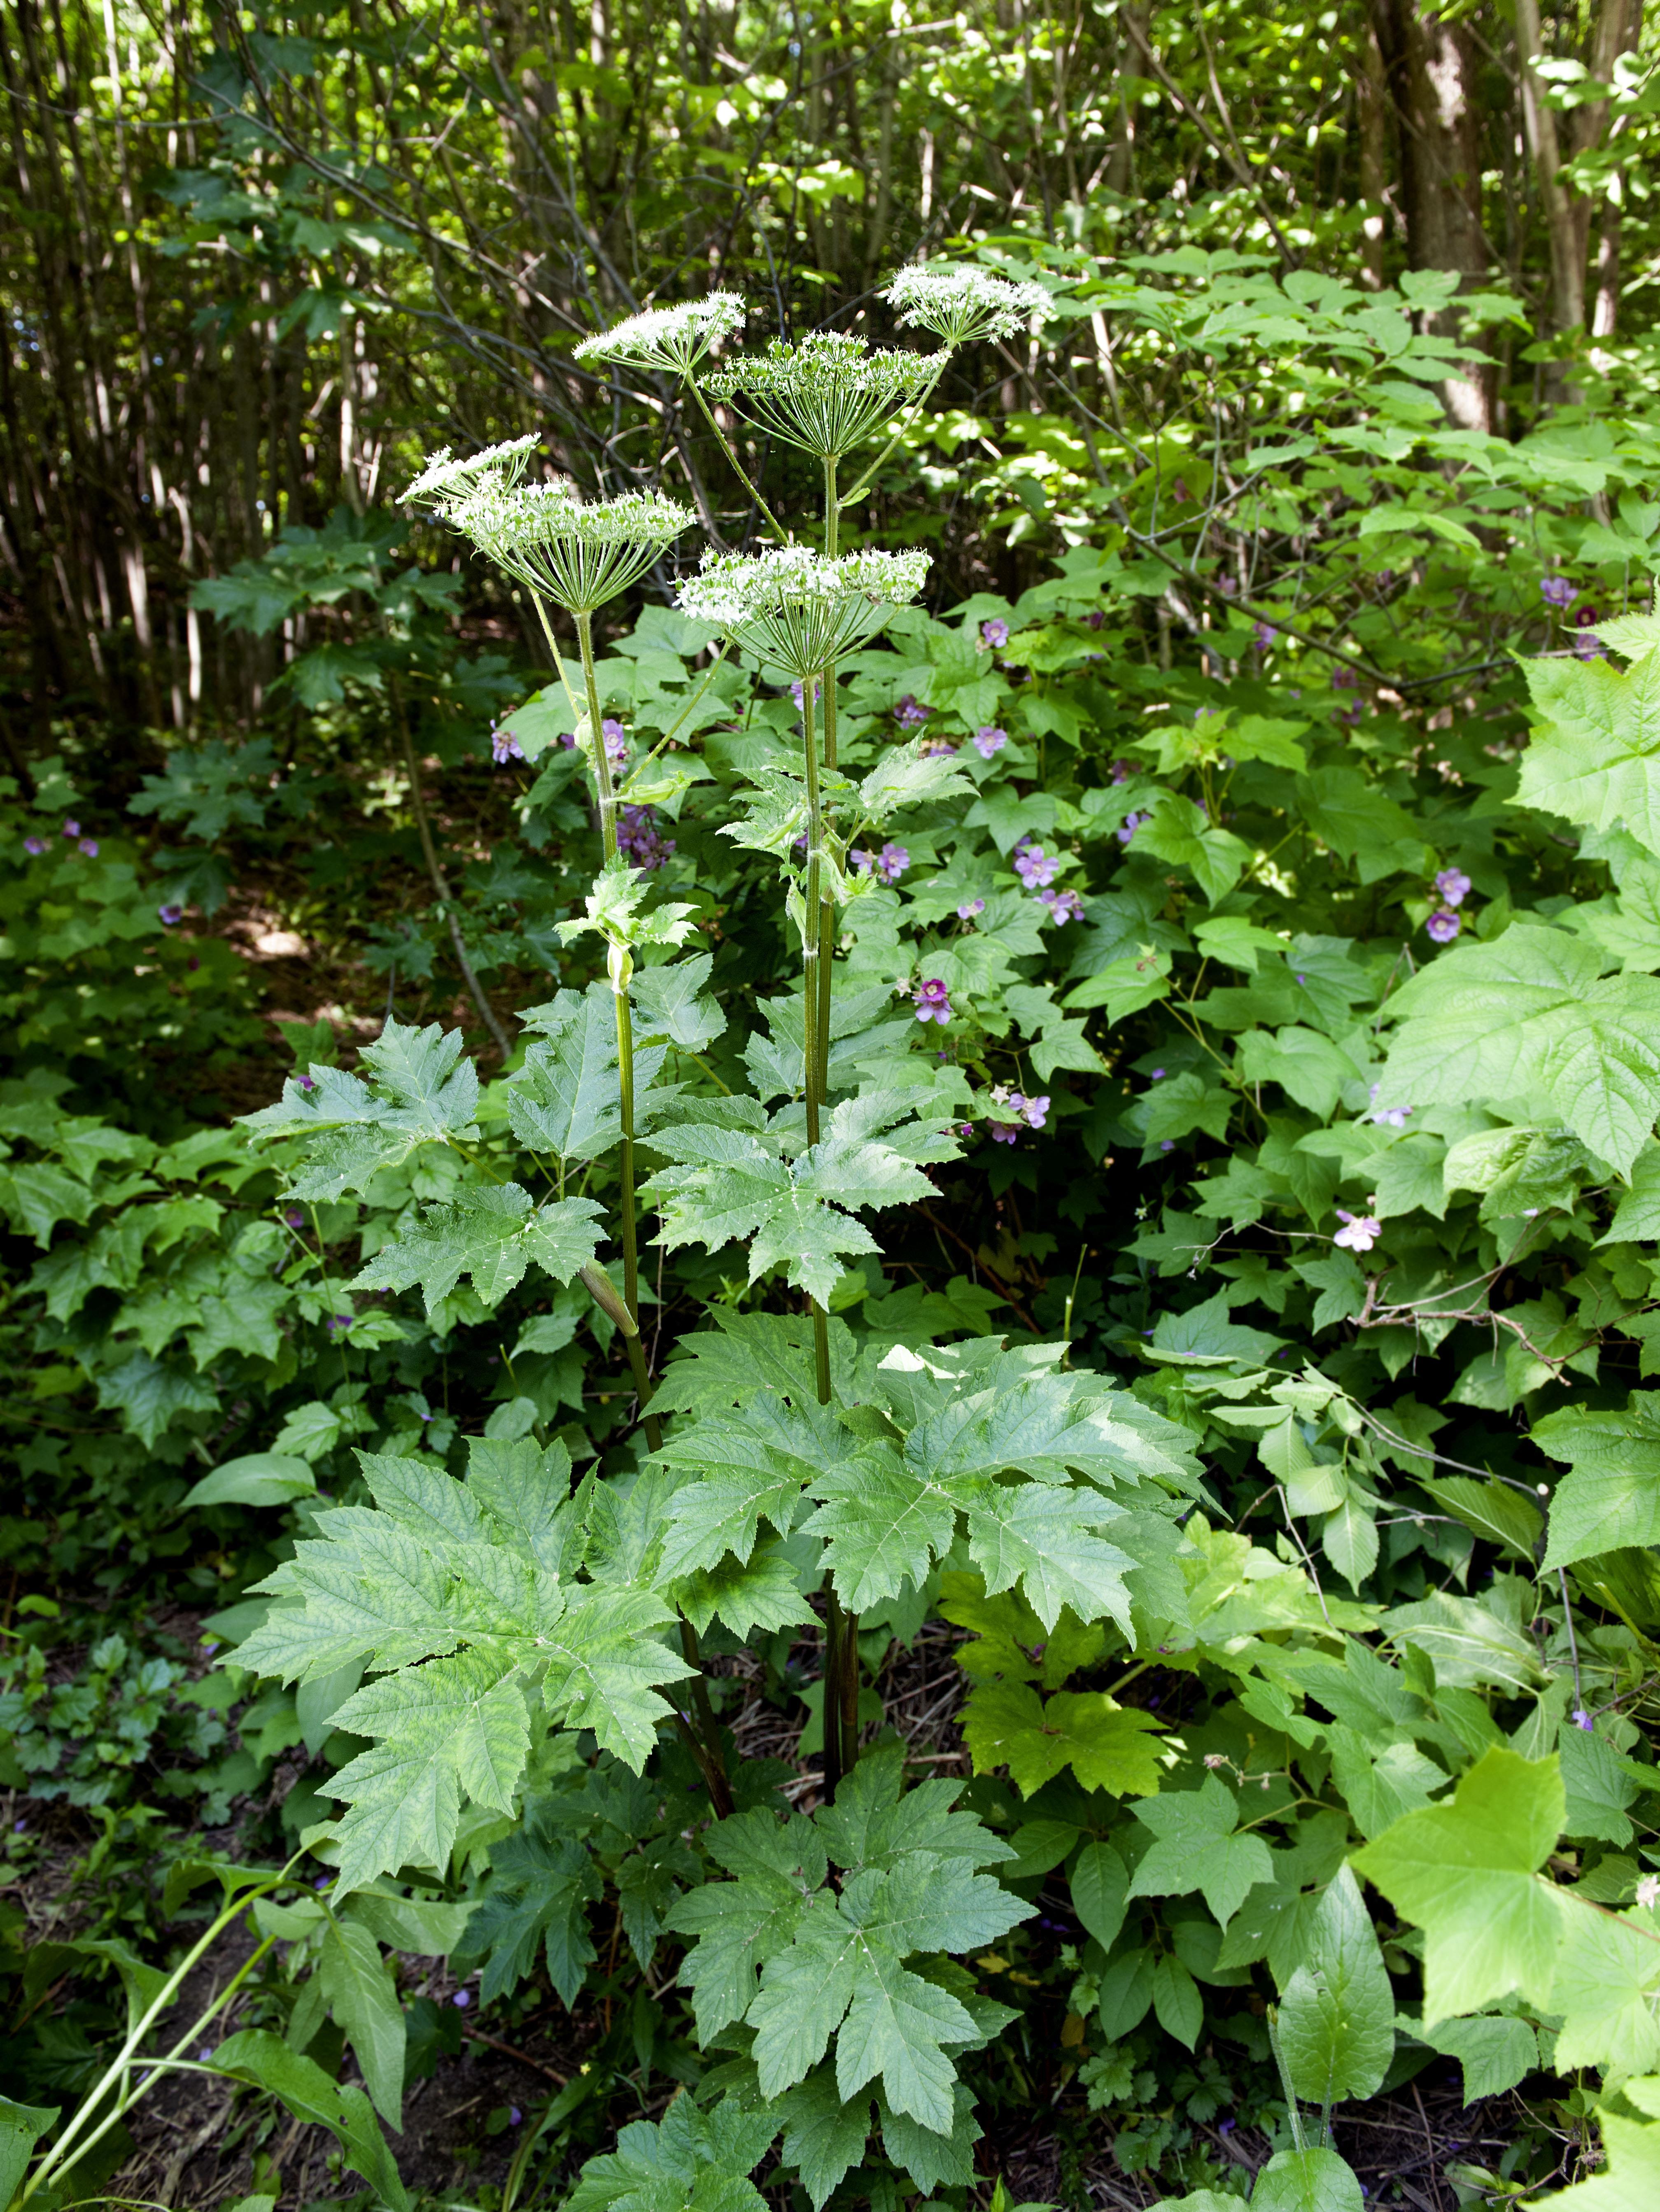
388,675,513,1063
462,2027,569,2085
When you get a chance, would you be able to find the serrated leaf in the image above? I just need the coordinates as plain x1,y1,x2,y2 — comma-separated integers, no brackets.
834,1945,976,2135
1350,1748,1566,2024
631,954,727,1053
1128,1774,1275,1930
962,1681,1163,1798
676,1545,815,1639
317,1919,406,2130
536,1588,695,1768
509,986,623,1162
965,1482,1138,1634
352,1186,605,1313
1549,1900,1660,2074
1520,648,1660,855
776,2070,873,2211
1534,1394,1660,1568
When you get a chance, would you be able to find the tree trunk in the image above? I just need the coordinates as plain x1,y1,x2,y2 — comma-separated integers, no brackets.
1370,0,1492,428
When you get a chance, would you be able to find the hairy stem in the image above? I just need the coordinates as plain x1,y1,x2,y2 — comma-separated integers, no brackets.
800,682,832,1410
574,609,620,859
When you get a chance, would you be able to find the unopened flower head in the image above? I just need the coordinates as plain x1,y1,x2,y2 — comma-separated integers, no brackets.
574,291,746,375
883,262,1051,345
404,434,542,508
702,331,938,459
450,480,694,614
676,545,928,677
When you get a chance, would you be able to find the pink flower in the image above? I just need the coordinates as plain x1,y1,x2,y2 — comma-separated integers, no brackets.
914,978,952,1024
1041,887,1083,923
982,618,1009,649
957,897,985,920
973,725,1008,759
63,819,80,837
1425,909,1460,944
1014,844,1058,890
78,838,99,857
1434,867,1471,907
1333,1209,1381,1253
601,717,627,765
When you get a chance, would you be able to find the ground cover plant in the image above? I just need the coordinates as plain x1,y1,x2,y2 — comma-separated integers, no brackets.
14,5,1660,2212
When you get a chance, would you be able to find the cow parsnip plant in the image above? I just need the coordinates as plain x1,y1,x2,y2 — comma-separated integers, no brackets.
20,252,1660,2209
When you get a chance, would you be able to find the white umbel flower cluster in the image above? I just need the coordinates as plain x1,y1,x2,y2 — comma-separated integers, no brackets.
702,332,940,460
451,480,695,614
574,291,747,374
676,545,928,675
404,433,543,508
883,263,1052,344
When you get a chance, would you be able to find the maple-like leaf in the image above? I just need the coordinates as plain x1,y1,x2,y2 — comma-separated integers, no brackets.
241,1018,482,1198
352,1186,606,1314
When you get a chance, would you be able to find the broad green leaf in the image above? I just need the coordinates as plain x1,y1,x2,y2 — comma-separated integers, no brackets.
834,1945,975,2135
0,2095,59,2210
1251,2147,1364,2212
1521,648,1660,856
1275,1865,1394,2103
1551,1899,1660,2074
1420,1475,1542,1562
631,953,727,1054
352,1187,605,1313
965,1482,1138,1634
1096,1948,1153,2038
1070,1841,1131,1952
208,2030,410,2212
1127,1774,1275,1930
459,1826,602,2007
1415,2014,1537,2102
961,1681,1163,1797
1535,1394,1660,1569
183,1452,316,1508
509,986,623,1162
776,2070,873,2212
317,1918,406,2130
1380,925,1660,1176
1151,1953,1202,2049
1350,1748,1566,2024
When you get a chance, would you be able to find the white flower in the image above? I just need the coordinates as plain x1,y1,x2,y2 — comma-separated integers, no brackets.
573,292,747,374
675,545,928,676
1332,1208,1382,1253
1637,1873,1660,1909
404,434,542,507
702,332,940,459
448,481,695,613
883,262,1052,344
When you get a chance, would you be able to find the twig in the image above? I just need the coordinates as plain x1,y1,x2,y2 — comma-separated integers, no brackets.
461,2027,569,2086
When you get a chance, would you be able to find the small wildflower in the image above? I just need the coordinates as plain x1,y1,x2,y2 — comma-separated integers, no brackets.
1159,1139,1175,1153
198,2047,214,2063
1435,866,1471,907
1367,1085,1412,1130
1540,576,1576,608
982,618,1009,649
1425,909,1461,945
1203,1753,1228,1770
1150,1068,1166,1081
894,692,930,727
1110,758,1132,784
452,1989,471,2009
199,1640,218,1654
972,725,1008,758
1041,886,1084,923
1116,811,1147,846
1334,1208,1382,1253
600,717,627,765
557,728,577,749
920,736,958,757
1573,620,1606,660
789,677,821,709
23,835,45,855
510,2107,523,2126
1637,1874,1660,1909
158,903,183,924
285,1208,306,1229
1253,621,1277,649
1573,1709,1594,1732
914,978,952,1025
297,1074,316,1092
1014,844,1059,890
850,848,874,874
1331,666,1360,691
875,841,909,884
78,837,98,856
989,1122,1019,1145
618,804,674,871
315,1875,332,1890
63,818,80,837
490,723,525,764
957,898,986,920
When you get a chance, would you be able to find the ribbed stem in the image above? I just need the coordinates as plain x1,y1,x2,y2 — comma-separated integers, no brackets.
575,608,619,860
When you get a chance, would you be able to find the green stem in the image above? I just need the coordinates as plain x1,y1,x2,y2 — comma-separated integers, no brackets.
613,981,641,1332
529,594,584,731
574,609,620,859
800,683,832,1410
837,359,950,508
578,1261,661,1457
687,380,790,540
678,1617,735,1818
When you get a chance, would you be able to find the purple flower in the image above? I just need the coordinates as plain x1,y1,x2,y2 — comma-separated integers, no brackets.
1014,844,1059,889
1020,1093,1050,1129
921,736,958,758
296,1074,316,1092
851,848,875,874
285,1208,306,1229
618,804,674,872
1367,1085,1412,1129
790,678,821,709
1334,1208,1382,1253
1425,909,1461,944
557,728,577,749
1110,758,1133,784
198,2047,214,2063
314,1875,332,1890
894,693,930,727
957,898,986,920
876,841,908,884
63,818,80,837
1435,866,1471,907
158,903,183,925
915,978,952,1025
1574,1709,1594,1731
200,1640,218,1655
989,1122,1019,1145
1159,1139,1174,1153
981,618,1009,649
1540,576,1576,608
490,723,525,764
1041,887,1084,924
1116,811,1147,846
972,725,1008,759
325,1313,354,1333
1253,622,1277,650
23,836,45,855
1573,626,1606,661
600,717,627,765
452,1989,471,2009
1332,666,1360,691
1150,1068,1166,1080
1219,2119,1236,2137
78,838,99,857
509,2107,523,2126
